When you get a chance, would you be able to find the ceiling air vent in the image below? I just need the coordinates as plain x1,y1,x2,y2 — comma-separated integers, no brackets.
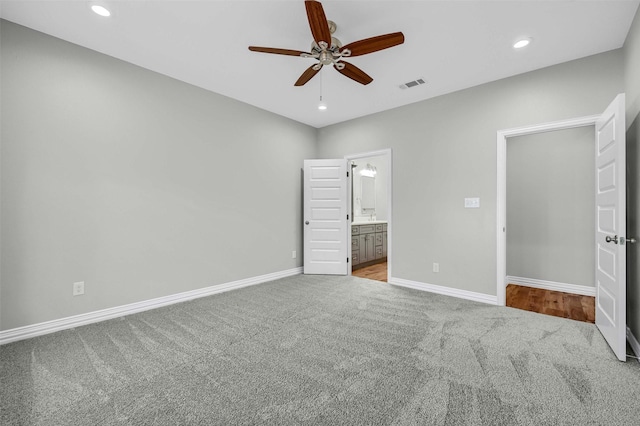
399,78,426,89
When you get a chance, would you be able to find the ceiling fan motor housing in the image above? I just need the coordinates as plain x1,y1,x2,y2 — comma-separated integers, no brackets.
311,36,342,54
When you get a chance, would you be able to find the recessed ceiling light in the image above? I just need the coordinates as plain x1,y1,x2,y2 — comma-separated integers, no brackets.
91,5,111,17
513,38,531,49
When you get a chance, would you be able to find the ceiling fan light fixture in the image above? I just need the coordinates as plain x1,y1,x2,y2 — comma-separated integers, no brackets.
91,5,111,17
318,94,327,111
513,38,531,49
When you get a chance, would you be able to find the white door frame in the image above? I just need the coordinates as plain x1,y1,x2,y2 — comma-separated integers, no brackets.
345,149,393,281
496,115,600,305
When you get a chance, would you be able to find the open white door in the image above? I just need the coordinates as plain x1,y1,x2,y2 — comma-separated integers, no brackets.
595,93,626,361
303,159,348,275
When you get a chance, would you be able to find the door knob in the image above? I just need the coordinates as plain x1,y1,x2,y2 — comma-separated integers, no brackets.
305,221,309,225
605,235,618,244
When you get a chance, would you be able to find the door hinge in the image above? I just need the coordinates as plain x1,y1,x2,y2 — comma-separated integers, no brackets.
347,258,349,263
347,214,349,220
347,171,349,177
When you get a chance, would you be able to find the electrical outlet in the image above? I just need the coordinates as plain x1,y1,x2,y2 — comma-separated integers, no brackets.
292,250,297,259
433,263,439,273
73,281,85,296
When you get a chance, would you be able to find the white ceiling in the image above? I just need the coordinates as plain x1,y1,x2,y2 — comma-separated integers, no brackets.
1,0,638,128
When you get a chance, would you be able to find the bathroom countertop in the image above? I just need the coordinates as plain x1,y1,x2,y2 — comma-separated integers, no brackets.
352,220,387,225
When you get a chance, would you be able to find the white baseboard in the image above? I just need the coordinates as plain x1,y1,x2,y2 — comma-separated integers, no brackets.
506,275,596,297
389,277,498,305
0,267,302,346
627,327,640,363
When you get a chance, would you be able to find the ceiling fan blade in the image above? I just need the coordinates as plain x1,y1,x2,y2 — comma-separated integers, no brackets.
341,32,405,57
295,64,322,86
305,0,331,46
334,61,373,85
248,46,310,57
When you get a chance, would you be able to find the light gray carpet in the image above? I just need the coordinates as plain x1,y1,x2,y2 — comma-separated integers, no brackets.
1,275,639,425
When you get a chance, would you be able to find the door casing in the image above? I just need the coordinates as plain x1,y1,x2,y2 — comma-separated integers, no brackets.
496,115,600,305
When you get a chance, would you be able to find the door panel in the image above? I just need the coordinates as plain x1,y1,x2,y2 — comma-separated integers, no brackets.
595,93,626,361
597,206,615,233
303,159,348,275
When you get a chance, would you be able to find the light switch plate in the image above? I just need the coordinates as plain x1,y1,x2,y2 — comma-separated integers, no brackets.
464,197,480,208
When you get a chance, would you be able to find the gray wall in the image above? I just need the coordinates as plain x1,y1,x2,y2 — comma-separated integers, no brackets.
506,127,595,287
624,8,640,343
0,21,317,330
318,50,624,296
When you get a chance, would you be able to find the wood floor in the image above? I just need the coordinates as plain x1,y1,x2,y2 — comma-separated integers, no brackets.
506,284,595,323
352,262,387,282
351,267,594,324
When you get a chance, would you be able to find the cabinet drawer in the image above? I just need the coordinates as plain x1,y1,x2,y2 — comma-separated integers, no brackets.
375,233,383,246
352,237,359,248
352,252,360,264
375,224,383,232
352,226,359,235
375,247,384,260
359,225,376,234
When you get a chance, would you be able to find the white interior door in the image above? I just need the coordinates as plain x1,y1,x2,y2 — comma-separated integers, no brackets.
595,93,626,362
303,159,348,275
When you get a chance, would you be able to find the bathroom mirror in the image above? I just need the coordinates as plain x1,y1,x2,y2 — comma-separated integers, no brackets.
361,176,376,212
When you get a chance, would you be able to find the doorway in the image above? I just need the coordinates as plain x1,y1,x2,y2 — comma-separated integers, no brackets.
496,114,601,305
505,125,596,318
345,149,392,282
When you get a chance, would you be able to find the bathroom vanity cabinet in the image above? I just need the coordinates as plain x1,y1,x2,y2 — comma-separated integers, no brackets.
351,222,387,268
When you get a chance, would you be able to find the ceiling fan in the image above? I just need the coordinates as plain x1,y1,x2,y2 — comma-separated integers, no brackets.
248,0,405,86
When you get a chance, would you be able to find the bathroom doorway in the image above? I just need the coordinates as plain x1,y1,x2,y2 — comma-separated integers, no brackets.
345,149,392,282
